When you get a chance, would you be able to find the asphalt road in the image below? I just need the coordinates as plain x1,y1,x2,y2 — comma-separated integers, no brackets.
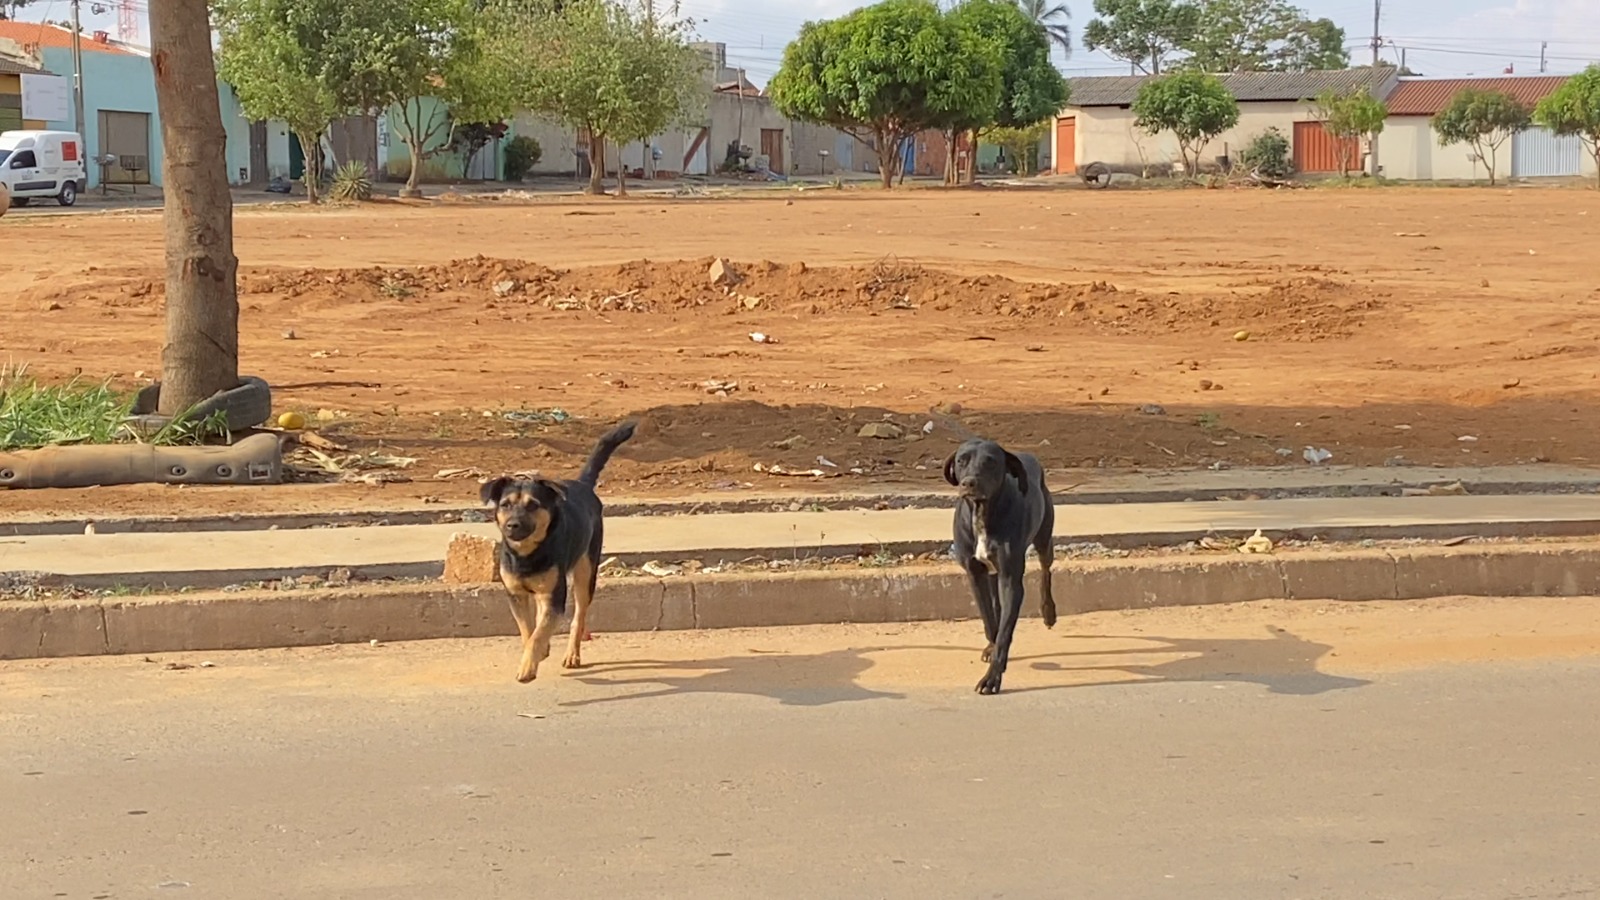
4,599,1600,899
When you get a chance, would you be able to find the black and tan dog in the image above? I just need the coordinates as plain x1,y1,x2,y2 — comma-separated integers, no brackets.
480,421,637,683
944,438,1058,695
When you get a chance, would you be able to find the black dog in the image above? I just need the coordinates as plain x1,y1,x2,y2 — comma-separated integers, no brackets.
480,420,637,683
944,438,1057,695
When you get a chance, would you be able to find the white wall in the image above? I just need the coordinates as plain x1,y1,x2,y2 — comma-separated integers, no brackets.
508,113,581,176
1074,100,1335,173
1380,115,1506,181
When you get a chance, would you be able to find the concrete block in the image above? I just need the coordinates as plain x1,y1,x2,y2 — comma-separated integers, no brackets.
443,532,498,585
1059,556,1285,613
1394,545,1600,599
1281,551,1397,601
0,599,106,659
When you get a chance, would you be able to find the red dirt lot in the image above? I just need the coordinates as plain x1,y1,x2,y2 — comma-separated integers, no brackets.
2,185,1598,519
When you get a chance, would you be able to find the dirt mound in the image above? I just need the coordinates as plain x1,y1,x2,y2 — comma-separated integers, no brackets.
227,257,1383,340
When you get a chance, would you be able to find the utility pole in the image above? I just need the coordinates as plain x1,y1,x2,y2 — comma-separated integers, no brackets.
1370,0,1382,66
69,0,86,142
1539,42,1548,74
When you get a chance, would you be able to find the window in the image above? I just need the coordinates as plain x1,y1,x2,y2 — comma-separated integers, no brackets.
8,150,36,169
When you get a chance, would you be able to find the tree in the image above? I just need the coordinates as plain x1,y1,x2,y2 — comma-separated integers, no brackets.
487,0,706,196
1013,0,1072,59
769,0,1001,189
148,0,241,416
1181,0,1348,72
1534,65,1600,189
1433,89,1530,186
0,0,37,20
334,0,515,197
215,0,351,204
1312,86,1387,176
1082,0,1199,76
987,119,1051,175
943,0,1066,184
1131,70,1239,176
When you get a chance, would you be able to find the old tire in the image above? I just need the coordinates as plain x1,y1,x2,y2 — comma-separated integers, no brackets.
130,375,273,433
1081,162,1112,189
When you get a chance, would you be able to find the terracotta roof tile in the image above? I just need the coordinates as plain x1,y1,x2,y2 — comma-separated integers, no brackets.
0,20,139,56
1385,76,1568,116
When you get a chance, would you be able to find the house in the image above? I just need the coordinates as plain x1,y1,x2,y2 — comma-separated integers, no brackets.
1379,76,1596,181
0,21,166,188
1,43,53,132
1052,68,1401,176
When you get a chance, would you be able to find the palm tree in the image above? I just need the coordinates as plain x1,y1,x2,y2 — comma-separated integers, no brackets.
1015,0,1073,59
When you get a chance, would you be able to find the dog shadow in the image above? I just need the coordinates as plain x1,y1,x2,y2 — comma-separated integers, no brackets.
1010,625,1370,696
561,646,906,708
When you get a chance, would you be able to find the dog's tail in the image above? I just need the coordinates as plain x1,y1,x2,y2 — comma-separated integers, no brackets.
577,419,638,487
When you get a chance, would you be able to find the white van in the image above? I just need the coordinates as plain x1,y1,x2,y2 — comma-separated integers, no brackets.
0,130,88,208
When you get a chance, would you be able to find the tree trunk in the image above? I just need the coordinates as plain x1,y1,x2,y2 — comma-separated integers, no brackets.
617,154,628,197
297,130,324,204
966,129,979,183
149,0,240,418
587,133,606,195
876,128,894,189
944,128,959,186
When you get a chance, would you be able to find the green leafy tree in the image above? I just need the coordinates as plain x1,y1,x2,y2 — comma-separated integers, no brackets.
987,119,1051,175
487,0,706,196
1534,64,1600,189
944,0,1066,184
1433,89,1530,186
0,0,38,20
1312,86,1387,176
769,0,1002,189
1181,0,1348,72
333,0,516,197
1082,0,1199,75
1131,70,1239,176
215,0,351,203
1013,0,1073,58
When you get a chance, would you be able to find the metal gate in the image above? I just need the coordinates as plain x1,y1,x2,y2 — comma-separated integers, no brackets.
1511,127,1582,178
97,109,151,184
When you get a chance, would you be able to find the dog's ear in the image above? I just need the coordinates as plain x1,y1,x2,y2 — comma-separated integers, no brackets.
1004,452,1029,496
533,478,568,501
480,476,512,507
942,452,959,486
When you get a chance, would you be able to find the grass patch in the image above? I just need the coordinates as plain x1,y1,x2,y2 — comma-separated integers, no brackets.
0,365,229,451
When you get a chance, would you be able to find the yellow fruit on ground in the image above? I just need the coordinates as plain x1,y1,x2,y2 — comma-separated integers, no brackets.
1232,330,1251,342
277,411,307,430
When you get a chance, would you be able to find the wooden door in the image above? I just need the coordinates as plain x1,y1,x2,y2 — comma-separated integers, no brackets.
1054,117,1076,175
760,128,784,174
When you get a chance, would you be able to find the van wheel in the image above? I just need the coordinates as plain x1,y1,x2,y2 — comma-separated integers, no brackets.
57,182,77,207
10,197,29,208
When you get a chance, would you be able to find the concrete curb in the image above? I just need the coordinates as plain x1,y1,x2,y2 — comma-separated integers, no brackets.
6,472,1598,537
6,542,1600,660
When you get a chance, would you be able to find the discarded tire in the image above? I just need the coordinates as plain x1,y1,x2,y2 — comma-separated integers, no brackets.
1080,162,1112,189
130,375,273,433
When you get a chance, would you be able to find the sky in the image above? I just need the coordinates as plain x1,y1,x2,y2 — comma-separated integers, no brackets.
16,0,1600,87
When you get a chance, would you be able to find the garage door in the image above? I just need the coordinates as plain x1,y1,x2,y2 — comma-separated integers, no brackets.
98,109,151,184
1292,121,1359,174
1511,127,1582,178
1054,117,1075,175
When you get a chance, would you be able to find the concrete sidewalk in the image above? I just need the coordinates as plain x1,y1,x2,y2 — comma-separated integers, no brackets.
7,493,1600,589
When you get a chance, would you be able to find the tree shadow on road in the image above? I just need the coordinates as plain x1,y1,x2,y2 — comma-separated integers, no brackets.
561,646,906,708
1011,625,1371,696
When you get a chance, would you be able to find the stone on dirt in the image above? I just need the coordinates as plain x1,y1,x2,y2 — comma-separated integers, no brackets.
444,533,498,585
709,258,737,287
859,422,904,440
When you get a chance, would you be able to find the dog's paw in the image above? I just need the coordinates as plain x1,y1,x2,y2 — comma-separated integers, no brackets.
561,652,584,670
980,642,995,663
1042,601,1058,629
516,668,537,684
974,670,1004,695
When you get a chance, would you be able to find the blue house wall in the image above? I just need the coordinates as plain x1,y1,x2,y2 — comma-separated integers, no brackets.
36,45,162,189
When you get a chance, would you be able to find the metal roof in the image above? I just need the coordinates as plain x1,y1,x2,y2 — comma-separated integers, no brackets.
1385,76,1569,116
1067,68,1401,108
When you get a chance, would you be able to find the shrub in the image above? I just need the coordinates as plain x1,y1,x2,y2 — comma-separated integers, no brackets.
330,161,373,202
1237,128,1293,178
503,135,542,182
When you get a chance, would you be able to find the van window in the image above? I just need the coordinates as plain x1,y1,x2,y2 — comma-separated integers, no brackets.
0,150,9,168
8,150,37,169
